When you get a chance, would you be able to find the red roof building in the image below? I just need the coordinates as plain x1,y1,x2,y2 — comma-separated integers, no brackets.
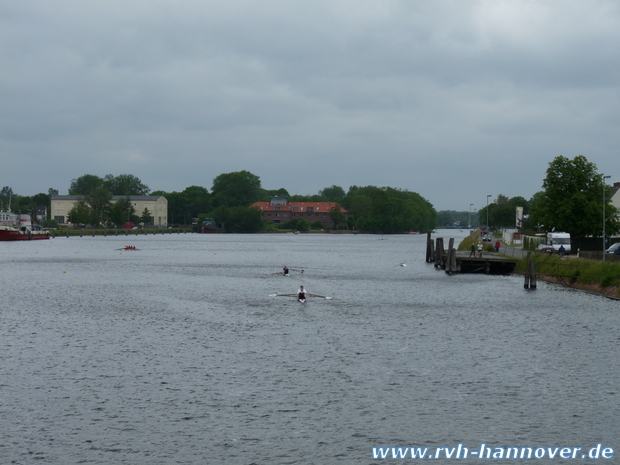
250,197,348,228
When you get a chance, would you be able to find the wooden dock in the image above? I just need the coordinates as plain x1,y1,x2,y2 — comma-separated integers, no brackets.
426,232,519,275
446,251,519,274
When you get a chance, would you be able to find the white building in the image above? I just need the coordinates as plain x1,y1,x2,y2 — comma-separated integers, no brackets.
51,195,168,227
611,182,620,211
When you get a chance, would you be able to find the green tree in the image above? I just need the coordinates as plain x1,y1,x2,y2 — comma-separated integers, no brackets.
140,208,153,226
84,187,113,226
67,198,92,225
1,186,14,209
328,205,347,229
319,185,346,199
69,174,104,195
103,174,150,195
260,187,290,200
212,205,263,233
108,196,136,226
211,170,262,208
342,186,435,233
285,218,310,231
532,155,620,237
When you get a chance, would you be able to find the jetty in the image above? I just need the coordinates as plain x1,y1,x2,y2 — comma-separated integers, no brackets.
426,233,518,275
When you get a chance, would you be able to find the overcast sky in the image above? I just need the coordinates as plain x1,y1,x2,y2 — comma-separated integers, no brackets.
2,0,619,211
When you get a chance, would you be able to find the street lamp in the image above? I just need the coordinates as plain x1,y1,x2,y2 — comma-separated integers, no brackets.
486,195,492,231
469,203,473,229
603,175,611,262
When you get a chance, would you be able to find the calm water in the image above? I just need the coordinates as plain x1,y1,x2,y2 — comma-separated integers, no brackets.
1,231,618,464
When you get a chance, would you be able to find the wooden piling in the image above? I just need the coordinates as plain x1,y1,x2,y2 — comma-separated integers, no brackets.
435,238,444,268
524,253,537,289
524,253,531,289
446,248,457,274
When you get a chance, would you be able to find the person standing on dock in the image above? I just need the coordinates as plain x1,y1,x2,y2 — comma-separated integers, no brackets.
470,243,476,257
477,241,483,257
494,240,501,253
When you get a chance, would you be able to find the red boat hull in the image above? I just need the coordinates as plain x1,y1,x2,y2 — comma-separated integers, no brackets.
0,229,50,241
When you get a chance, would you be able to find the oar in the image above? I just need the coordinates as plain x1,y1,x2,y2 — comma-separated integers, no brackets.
269,293,332,300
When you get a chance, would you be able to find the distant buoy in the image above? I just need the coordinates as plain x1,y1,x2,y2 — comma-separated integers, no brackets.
63,271,67,273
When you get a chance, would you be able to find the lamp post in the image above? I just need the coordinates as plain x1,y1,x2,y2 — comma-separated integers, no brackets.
469,203,473,229
603,175,611,262
486,195,492,231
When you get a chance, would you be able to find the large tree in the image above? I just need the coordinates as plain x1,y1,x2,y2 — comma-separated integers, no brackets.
67,198,93,225
342,186,436,233
211,170,261,208
532,155,619,237
84,187,113,226
1,186,14,209
108,196,136,226
319,185,346,199
69,174,104,195
212,205,263,233
103,174,150,196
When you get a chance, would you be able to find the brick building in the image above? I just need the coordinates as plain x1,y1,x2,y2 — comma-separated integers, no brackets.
250,197,348,228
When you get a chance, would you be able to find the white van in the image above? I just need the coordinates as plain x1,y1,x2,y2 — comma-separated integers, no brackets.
547,232,570,253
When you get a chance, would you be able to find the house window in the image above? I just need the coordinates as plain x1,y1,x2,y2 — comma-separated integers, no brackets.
307,207,314,213
292,206,298,211
275,206,282,210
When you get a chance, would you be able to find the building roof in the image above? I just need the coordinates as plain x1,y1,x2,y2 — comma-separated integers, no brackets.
251,201,348,213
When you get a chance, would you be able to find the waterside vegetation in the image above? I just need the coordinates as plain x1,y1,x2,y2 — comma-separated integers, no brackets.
514,253,620,298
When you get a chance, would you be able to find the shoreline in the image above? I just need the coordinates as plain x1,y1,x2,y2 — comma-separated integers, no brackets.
524,273,620,301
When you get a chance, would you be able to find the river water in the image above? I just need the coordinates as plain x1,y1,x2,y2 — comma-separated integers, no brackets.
1,230,618,464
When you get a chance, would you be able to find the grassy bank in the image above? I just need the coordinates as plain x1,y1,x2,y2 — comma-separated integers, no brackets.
457,231,620,298
457,231,495,253
50,227,192,237
514,253,620,298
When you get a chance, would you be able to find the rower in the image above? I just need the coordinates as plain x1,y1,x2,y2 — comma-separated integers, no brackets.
297,285,306,301
283,265,289,275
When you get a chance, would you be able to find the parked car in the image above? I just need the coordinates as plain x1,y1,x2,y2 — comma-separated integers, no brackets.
606,242,620,254
482,233,491,242
536,243,559,253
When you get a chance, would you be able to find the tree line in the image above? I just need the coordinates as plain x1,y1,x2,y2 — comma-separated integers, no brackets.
437,155,620,240
4,155,615,236
1,171,437,233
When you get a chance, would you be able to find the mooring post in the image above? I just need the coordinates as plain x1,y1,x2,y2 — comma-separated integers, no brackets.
426,231,432,262
529,259,537,289
427,235,435,263
435,237,444,268
524,253,531,289
446,248,457,274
